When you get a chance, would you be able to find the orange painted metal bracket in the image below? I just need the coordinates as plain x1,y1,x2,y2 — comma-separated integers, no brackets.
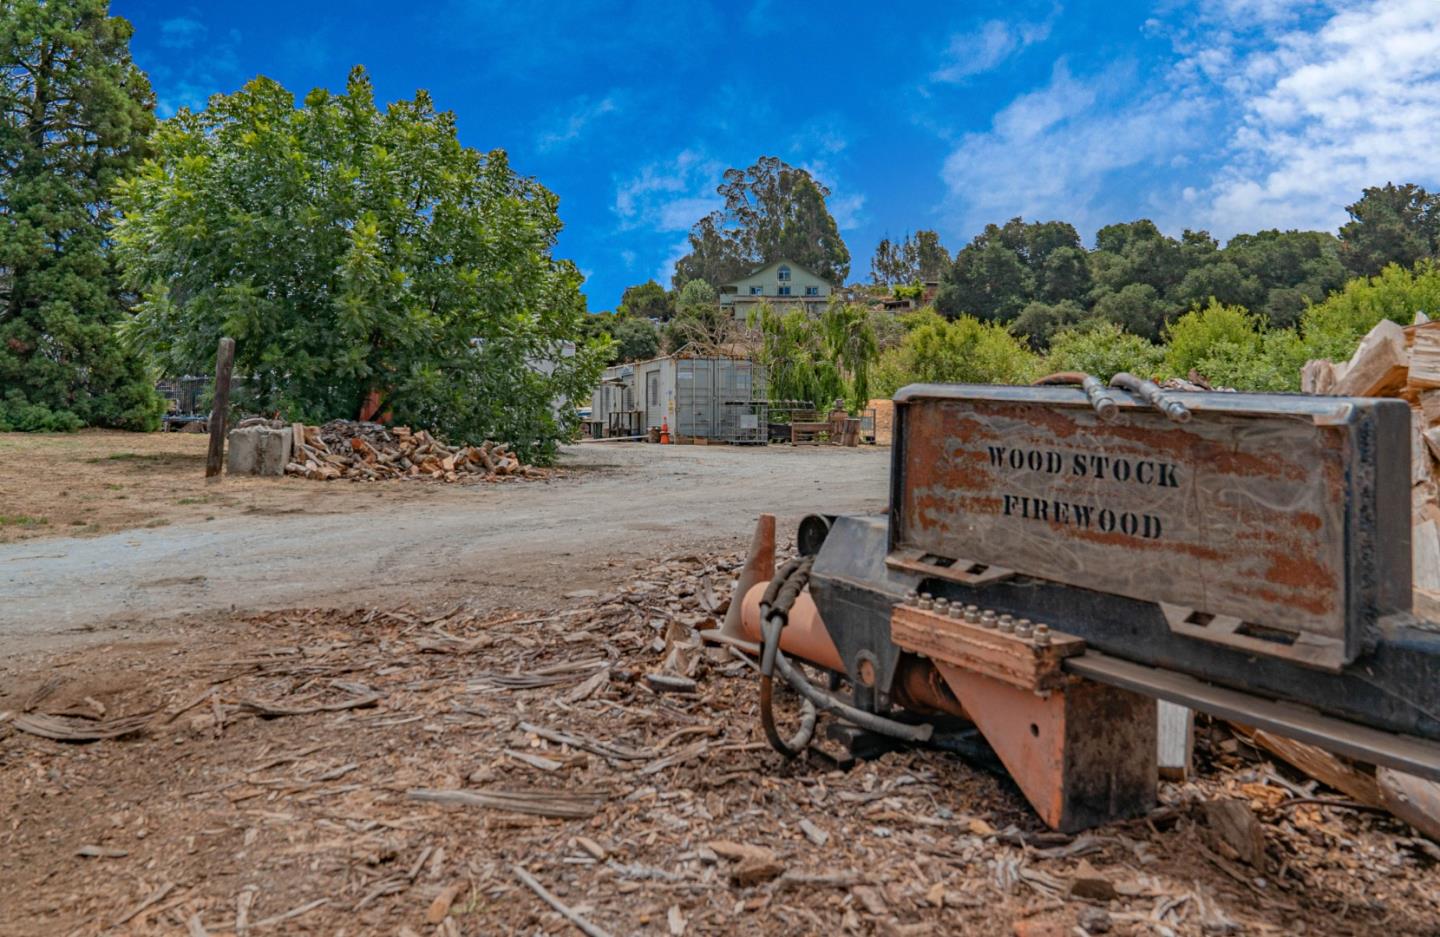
892,602,1156,832
935,663,1157,832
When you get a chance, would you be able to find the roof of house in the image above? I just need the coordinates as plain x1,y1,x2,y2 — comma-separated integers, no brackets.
723,257,835,288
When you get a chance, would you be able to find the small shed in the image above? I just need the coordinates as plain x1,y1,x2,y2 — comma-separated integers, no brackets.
589,352,768,443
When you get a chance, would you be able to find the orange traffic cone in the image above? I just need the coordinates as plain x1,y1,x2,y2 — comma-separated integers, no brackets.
659,419,671,444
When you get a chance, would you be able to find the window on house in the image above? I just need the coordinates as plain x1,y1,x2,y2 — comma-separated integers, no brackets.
749,285,763,295
805,286,819,296
778,286,792,296
777,265,791,281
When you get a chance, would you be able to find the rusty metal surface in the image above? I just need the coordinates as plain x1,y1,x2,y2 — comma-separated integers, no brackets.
1067,650,1440,781
890,603,1083,692
935,662,1157,832
890,385,1411,670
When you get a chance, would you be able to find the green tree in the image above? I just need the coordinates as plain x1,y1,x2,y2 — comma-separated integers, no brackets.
869,236,907,285
664,278,734,353
1011,299,1088,348
1091,282,1167,340
820,300,878,410
0,0,161,432
1300,260,1440,361
608,316,659,362
871,230,950,285
873,315,1039,395
936,238,1032,321
115,68,606,463
617,280,674,320
936,218,1082,322
1338,183,1440,277
1222,229,1345,328
674,155,850,288
1042,322,1164,380
912,229,950,280
749,302,844,406
577,312,657,364
1161,299,1305,391
1162,299,1264,377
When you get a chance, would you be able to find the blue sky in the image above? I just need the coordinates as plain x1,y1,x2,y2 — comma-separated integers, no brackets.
113,0,1440,311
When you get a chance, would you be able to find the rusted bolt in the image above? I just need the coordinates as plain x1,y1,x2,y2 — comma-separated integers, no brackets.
979,610,997,629
947,603,962,619
857,658,877,687
904,591,918,607
998,614,1015,634
1034,624,1051,646
964,605,980,623
934,597,949,611
918,596,933,610
1015,618,1034,638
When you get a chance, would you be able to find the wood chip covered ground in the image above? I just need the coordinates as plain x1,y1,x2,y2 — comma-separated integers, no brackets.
3,551,1438,936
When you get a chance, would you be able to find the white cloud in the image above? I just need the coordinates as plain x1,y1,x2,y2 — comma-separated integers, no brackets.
537,94,623,152
159,17,206,49
828,193,867,231
938,61,1208,236
932,0,1440,243
612,148,725,232
1194,0,1440,235
655,238,692,285
932,10,1058,83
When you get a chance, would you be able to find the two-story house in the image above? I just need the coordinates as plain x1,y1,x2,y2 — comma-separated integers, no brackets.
719,259,833,321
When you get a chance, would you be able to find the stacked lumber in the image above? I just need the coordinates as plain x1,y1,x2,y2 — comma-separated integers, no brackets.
1296,314,1440,839
271,419,533,483
1302,315,1440,612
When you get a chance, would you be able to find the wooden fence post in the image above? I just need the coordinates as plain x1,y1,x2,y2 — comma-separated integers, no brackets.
205,337,235,479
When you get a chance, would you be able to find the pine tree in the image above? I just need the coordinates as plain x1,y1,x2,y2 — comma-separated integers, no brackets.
0,0,160,431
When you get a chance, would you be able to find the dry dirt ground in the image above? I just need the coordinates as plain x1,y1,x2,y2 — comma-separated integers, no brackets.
3,433,1439,935
3,552,1439,937
0,431,889,660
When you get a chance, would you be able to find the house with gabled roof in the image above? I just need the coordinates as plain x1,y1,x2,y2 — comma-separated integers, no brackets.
719,258,834,321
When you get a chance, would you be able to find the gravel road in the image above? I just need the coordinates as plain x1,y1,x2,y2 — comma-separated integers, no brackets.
0,443,889,655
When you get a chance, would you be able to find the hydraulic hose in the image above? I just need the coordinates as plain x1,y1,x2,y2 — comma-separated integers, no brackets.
1110,372,1191,423
756,557,933,759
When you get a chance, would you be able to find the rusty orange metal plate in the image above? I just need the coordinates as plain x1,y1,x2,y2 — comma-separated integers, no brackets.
890,385,1412,670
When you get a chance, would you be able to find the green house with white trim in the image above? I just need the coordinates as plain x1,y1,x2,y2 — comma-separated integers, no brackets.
720,258,833,321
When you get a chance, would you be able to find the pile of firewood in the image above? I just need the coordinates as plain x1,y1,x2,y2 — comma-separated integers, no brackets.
281,419,535,483
1303,313,1440,617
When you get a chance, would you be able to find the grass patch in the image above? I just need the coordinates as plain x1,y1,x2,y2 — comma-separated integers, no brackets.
176,496,211,505
0,514,48,527
85,452,205,466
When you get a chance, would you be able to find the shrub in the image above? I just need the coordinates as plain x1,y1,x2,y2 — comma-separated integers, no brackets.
1300,261,1440,361
1043,322,1164,379
1163,299,1265,377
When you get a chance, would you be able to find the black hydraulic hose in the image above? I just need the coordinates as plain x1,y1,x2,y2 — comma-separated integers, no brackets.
1110,372,1191,423
756,557,933,758
1034,371,1120,423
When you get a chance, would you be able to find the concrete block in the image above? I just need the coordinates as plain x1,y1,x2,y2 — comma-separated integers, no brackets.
227,425,292,476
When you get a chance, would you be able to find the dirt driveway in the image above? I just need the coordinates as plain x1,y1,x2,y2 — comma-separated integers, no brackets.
0,440,889,659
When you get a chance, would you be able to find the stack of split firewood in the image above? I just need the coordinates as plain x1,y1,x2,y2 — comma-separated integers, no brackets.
1302,314,1440,619
283,419,535,483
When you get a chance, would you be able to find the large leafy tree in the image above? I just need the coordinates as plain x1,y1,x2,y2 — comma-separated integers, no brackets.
935,218,1082,322
0,0,161,431
617,279,674,320
673,155,849,288
115,68,606,462
870,230,951,285
1338,183,1440,277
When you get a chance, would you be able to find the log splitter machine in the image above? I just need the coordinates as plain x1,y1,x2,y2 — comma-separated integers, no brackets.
720,379,1440,832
